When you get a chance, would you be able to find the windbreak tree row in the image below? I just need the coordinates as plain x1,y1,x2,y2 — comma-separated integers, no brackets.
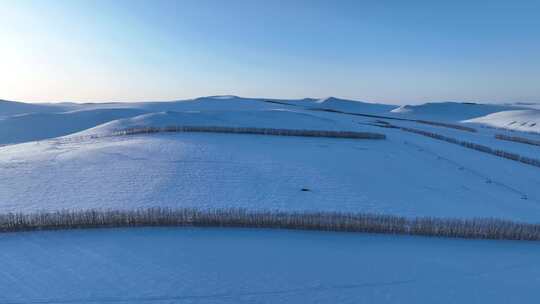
1,208,539,241
398,126,540,168
111,126,387,140
495,134,540,147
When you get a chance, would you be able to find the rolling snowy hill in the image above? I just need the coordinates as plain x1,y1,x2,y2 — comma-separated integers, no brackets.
0,99,79,118
1,96,540,222
464,109,540,133
2,96,539,144
389,102,518,121
2,96,540,304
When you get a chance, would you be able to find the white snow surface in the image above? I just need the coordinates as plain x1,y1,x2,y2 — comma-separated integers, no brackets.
74,109,352,136
2,96,540,303
0,99,79,118
2,125,540,221
1,95,540,221
389,102,518,121
310,97,397,113
464,109,540,133
2,95,540,143
0,108,147,144
1,227,540,304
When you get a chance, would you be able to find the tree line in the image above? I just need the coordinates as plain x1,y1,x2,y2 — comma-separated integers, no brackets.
397,126,540,168
111,125,387,140
0,208,538,241
495,134,540,147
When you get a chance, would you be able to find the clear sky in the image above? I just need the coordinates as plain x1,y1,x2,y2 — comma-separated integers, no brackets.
1,0,539,104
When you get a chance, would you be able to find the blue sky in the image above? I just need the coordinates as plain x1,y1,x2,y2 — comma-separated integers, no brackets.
1,0,539,104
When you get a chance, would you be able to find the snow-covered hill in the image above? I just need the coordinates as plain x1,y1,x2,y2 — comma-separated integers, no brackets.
0,108,148,145
3,95,540,304
2,98,540,221
1,95,540,222
0,99,78,118
74,109,355,137
3,95,540,144
309,97,398,114
389,102,517,121
0,98,257,145
464,109,540,133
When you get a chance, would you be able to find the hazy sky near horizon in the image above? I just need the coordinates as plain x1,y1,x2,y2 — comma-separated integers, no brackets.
1,0,539,104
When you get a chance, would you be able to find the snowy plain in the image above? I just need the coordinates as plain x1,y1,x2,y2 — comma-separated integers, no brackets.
1,227,540,304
